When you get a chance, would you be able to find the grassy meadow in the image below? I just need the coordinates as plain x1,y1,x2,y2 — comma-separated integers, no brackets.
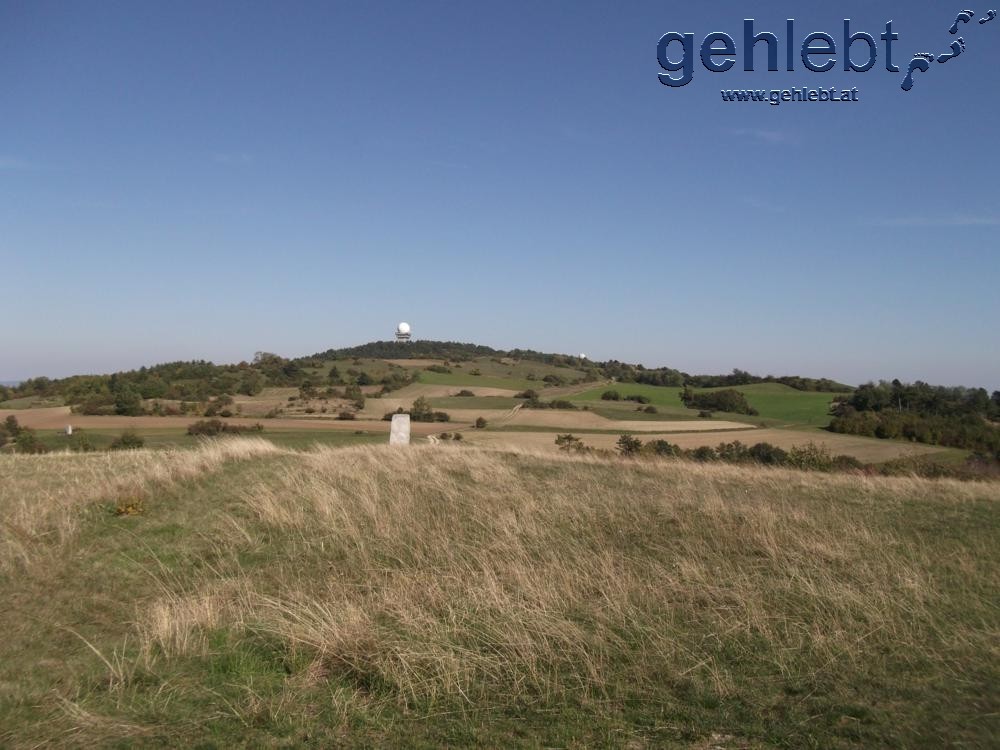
1,440,997,747
571,383,841,426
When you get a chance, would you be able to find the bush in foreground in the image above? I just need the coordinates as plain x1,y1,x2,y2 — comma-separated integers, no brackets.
187,419,264,436
109,430,145,451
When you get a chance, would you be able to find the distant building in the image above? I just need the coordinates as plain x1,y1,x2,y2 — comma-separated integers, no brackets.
395,322,412,342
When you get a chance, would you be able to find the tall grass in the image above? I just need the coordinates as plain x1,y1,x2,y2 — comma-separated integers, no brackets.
129,445,998,744
0,438,280,571
2,442,997,746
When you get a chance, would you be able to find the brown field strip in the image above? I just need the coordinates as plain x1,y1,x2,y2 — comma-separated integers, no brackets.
0,407,461,436
461,428,948,462
506,410,753,432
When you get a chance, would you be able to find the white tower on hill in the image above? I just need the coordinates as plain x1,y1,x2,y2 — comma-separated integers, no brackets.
395,321,412,342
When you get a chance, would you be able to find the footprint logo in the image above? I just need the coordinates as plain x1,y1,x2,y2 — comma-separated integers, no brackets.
938,37,967,62
902,53,935,90
950,9,976,33
980,9,998,23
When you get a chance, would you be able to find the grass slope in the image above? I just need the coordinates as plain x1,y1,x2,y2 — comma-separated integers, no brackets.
1,441,997,747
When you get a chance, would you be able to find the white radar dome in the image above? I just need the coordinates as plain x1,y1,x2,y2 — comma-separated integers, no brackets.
397,322,411,335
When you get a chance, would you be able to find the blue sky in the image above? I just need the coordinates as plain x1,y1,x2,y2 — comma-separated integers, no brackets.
2,1,998,388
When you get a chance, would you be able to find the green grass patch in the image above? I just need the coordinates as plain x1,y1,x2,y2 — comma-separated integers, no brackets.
0,395,63,409
572,383,840,427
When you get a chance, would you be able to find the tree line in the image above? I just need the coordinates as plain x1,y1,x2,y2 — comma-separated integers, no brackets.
828,379,1000,459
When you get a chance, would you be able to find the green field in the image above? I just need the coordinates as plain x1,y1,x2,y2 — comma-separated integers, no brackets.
572,383,840,426
0,396,63,410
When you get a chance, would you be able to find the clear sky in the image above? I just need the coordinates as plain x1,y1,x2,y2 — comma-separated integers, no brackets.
2,1,998,388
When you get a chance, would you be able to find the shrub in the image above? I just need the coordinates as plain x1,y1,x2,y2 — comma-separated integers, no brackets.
475,417,487,429
624,394,650,404
832,454,865,471
689,446,718,462
644,406,658,414
698,410,713,418
455,390,475,397
714,441,750,462
616,434,643,457
187,419,263,436
555,434,586,452
601,390,621,401
787,442,834,471
4,415,22,437
411,397,434,421
645,439,678,457
68,431,97,452
113,386,143,416
514,389,539,400
433,411,451,423
747,442,789,465
110,430,145,451
338,411,356,420
681,387,758,416
452,432,463,441
15,429,47,454
425,365,452,374
524,398,577,410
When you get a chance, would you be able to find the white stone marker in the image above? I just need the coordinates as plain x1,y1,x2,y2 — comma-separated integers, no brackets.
389,413,411,445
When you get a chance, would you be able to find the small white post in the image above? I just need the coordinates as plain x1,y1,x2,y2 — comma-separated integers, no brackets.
389,413,411,445
65,424,73,436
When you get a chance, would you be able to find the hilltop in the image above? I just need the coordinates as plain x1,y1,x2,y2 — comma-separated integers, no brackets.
3,340,854,408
